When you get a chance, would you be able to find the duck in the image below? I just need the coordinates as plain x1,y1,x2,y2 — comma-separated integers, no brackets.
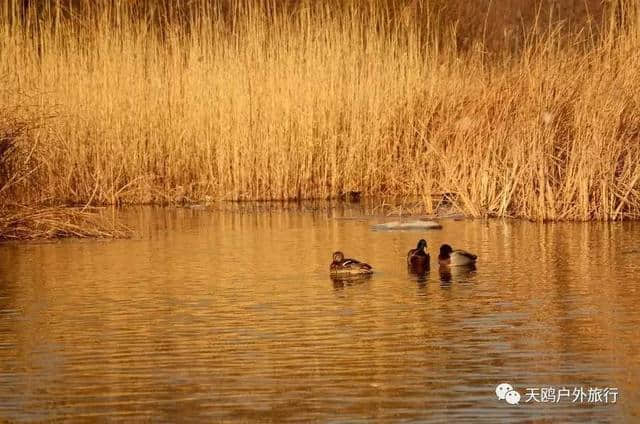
407,239,430,269
438,244,477,267
330,251,373,275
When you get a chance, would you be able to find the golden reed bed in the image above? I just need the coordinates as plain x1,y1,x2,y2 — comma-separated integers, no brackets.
1,0,639,225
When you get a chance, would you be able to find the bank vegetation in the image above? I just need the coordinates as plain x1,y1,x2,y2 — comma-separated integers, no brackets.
1,0,639,227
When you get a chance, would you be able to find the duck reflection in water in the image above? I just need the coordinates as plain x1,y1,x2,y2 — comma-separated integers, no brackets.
331,273,372,290
408,263,430,286
413,273,429,290
439,263,477,286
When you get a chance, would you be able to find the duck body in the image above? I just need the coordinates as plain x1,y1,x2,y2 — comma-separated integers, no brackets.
407,239,430,269
330,251,373,275
438,244,477,267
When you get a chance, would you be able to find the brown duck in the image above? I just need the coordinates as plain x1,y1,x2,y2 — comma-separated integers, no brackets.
330,251,373,275
407,239,430,269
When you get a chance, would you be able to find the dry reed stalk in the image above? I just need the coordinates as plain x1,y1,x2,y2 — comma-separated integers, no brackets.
0,205,131,241
0,0,639,220
0,85,131,240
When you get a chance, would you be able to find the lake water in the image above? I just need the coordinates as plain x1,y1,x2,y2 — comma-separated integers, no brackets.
1,205,639,422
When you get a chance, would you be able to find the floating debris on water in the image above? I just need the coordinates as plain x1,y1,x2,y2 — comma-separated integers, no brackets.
372,220,443,231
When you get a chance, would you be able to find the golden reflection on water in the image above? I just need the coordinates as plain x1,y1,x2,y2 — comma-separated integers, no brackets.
0,205,639,422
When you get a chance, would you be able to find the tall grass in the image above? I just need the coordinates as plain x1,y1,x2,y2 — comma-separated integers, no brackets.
1,0,639,220
0,90,130,240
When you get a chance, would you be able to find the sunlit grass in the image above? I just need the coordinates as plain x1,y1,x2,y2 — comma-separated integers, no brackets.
1,0,639,220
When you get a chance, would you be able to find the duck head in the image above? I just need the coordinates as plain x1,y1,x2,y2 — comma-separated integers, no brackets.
417,239,427,252
439,244,453,258
332,251,345,262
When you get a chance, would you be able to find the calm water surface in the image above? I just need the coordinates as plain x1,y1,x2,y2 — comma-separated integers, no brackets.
1,205,639,422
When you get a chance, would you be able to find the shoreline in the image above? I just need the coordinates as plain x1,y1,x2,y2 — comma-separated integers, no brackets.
2,199,639,243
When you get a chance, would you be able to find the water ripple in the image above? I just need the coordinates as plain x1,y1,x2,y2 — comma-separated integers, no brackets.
0,210,637,422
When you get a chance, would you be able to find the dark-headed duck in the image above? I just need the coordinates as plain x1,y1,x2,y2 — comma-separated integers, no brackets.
407,239,430,269
438,244,477,267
